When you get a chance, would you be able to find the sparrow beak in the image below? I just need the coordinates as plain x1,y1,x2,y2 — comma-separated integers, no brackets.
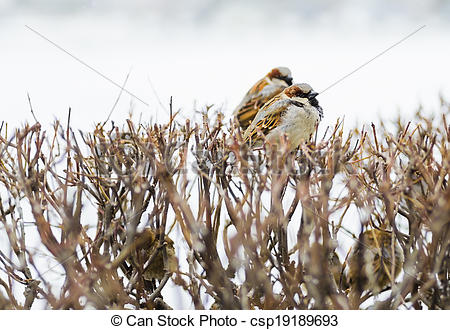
284,77,293,85
308,91,319,100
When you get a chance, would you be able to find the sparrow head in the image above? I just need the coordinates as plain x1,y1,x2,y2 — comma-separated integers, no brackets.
284,83,318,100
267,67,293,85
285,83,323,118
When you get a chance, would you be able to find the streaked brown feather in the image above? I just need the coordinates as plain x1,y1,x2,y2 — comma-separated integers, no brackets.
237,94,266,123
236,79,285,130
243,95,287,143
235,67,292,130
235,79,268,130
348,229,403,292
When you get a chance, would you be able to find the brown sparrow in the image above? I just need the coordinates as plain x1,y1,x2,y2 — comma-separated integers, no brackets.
243,83,323,150
234,67,293,130
114,228,177,281
348,229,404,299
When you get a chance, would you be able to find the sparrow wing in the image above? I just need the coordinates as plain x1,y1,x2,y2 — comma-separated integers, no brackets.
243,96,291,143
235,83,286,130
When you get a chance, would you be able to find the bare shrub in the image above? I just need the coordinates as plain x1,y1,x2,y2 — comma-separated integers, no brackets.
0,99,448,309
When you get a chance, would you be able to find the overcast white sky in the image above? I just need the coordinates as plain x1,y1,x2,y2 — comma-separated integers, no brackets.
1,0,449,132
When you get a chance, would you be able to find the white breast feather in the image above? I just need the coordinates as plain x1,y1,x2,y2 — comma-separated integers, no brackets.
266,100,320,147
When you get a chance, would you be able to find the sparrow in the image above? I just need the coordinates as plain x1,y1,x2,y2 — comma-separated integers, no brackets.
234,67,293,130
347,228,404,302
113,228,177,282
243,83,323,150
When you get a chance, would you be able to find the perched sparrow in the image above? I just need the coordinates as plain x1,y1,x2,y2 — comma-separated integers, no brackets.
114,228,177,281
234,67,293,130
348,229,404,297
243,83,323,150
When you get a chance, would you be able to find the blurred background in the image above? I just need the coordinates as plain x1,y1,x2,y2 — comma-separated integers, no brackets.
1,0,449,309
1,0,449,130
